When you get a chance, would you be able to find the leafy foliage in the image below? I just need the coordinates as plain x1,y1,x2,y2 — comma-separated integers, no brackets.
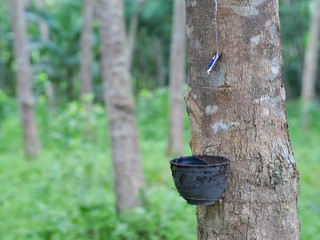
0,88,195,240
1,0,318,100
279,0,311,97
0,88,319,239
1,0,320,238
286,101,320,239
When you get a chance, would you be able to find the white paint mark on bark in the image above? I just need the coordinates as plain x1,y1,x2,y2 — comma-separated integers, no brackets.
253,95,281,106
205,105,218,115
196,40,202,49
250,35,260,45
282,139,295,164
280,86,286,101
186,25,194,38
263,108,270,116
281,141,289,162
264,57,280,81
274,109,285,120
252,0,264,6
191,0,196,7
273,141,280,153
273,140,295,164
212,120,239,134
230,6,259,16
289,154,295,164
271,58,280,75
269,24,277,45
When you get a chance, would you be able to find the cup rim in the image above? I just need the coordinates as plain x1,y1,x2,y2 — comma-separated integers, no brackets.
170,155,230,168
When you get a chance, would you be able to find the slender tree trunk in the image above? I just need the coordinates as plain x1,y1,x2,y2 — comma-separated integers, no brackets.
65,70,73,100
127,0,146,71
97,0,145,213
184,0,300,239
167,0,186,157
301,0,320,100
301,0,320,130
11,0,40,157
34,0,55,116
80,0,94,113
44,81,55,115
34,0,49,42
152,37,166,87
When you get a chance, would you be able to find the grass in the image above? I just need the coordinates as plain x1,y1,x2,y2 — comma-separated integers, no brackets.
286,101,320,240
0,88,319,239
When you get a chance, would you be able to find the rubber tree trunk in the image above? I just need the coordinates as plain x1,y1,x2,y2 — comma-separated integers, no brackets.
44,81,55,115
184,0,300,239
301,0,320,130
80,0,94,113
11,0,40,157
97,0,145,213
152,37,166,87
127,0,145,71
34,0,55,116
168,0,186,157
34,0,49,41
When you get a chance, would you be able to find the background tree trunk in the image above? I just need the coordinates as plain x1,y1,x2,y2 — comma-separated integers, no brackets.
152,37,166,87
44,81,55,115
184,0,300,239
34,0,55,116
301,0,320,130
97,0,145,213
34,0,49,42
80,0,94,114
127,0,146,71
167,0,186,157
11,0,40,157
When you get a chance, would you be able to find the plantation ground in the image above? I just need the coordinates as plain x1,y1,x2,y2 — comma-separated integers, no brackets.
0,88,319,240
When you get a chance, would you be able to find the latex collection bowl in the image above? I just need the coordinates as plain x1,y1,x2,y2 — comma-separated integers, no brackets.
170,155,230,205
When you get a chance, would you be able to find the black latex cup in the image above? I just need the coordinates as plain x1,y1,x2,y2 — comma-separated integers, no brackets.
170,155,230,205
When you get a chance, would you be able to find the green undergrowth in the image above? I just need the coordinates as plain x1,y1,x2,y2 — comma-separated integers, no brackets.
0,88,319,239
0,88,195,240
286,101,320,240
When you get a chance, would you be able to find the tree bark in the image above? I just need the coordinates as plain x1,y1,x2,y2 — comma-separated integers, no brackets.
34,0,55,116
44,81,55,116
80,0,94,113
301,0,320,100
152,37,166,87
127,0,146,71
301,0,320,130
184,0,300,239
34,0,49,42
97,0,145,213
11,0,40,157
167,0,186,157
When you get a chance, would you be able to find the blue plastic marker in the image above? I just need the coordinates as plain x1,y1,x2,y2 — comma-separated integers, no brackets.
206,52,221,74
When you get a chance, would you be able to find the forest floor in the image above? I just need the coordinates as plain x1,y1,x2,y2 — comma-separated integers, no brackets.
0,88,319,240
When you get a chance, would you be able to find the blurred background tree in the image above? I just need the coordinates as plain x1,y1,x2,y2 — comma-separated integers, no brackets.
97,0,145,214
11,0,40,157
79,0,94,116
167,0,185,157
301,0,320,130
